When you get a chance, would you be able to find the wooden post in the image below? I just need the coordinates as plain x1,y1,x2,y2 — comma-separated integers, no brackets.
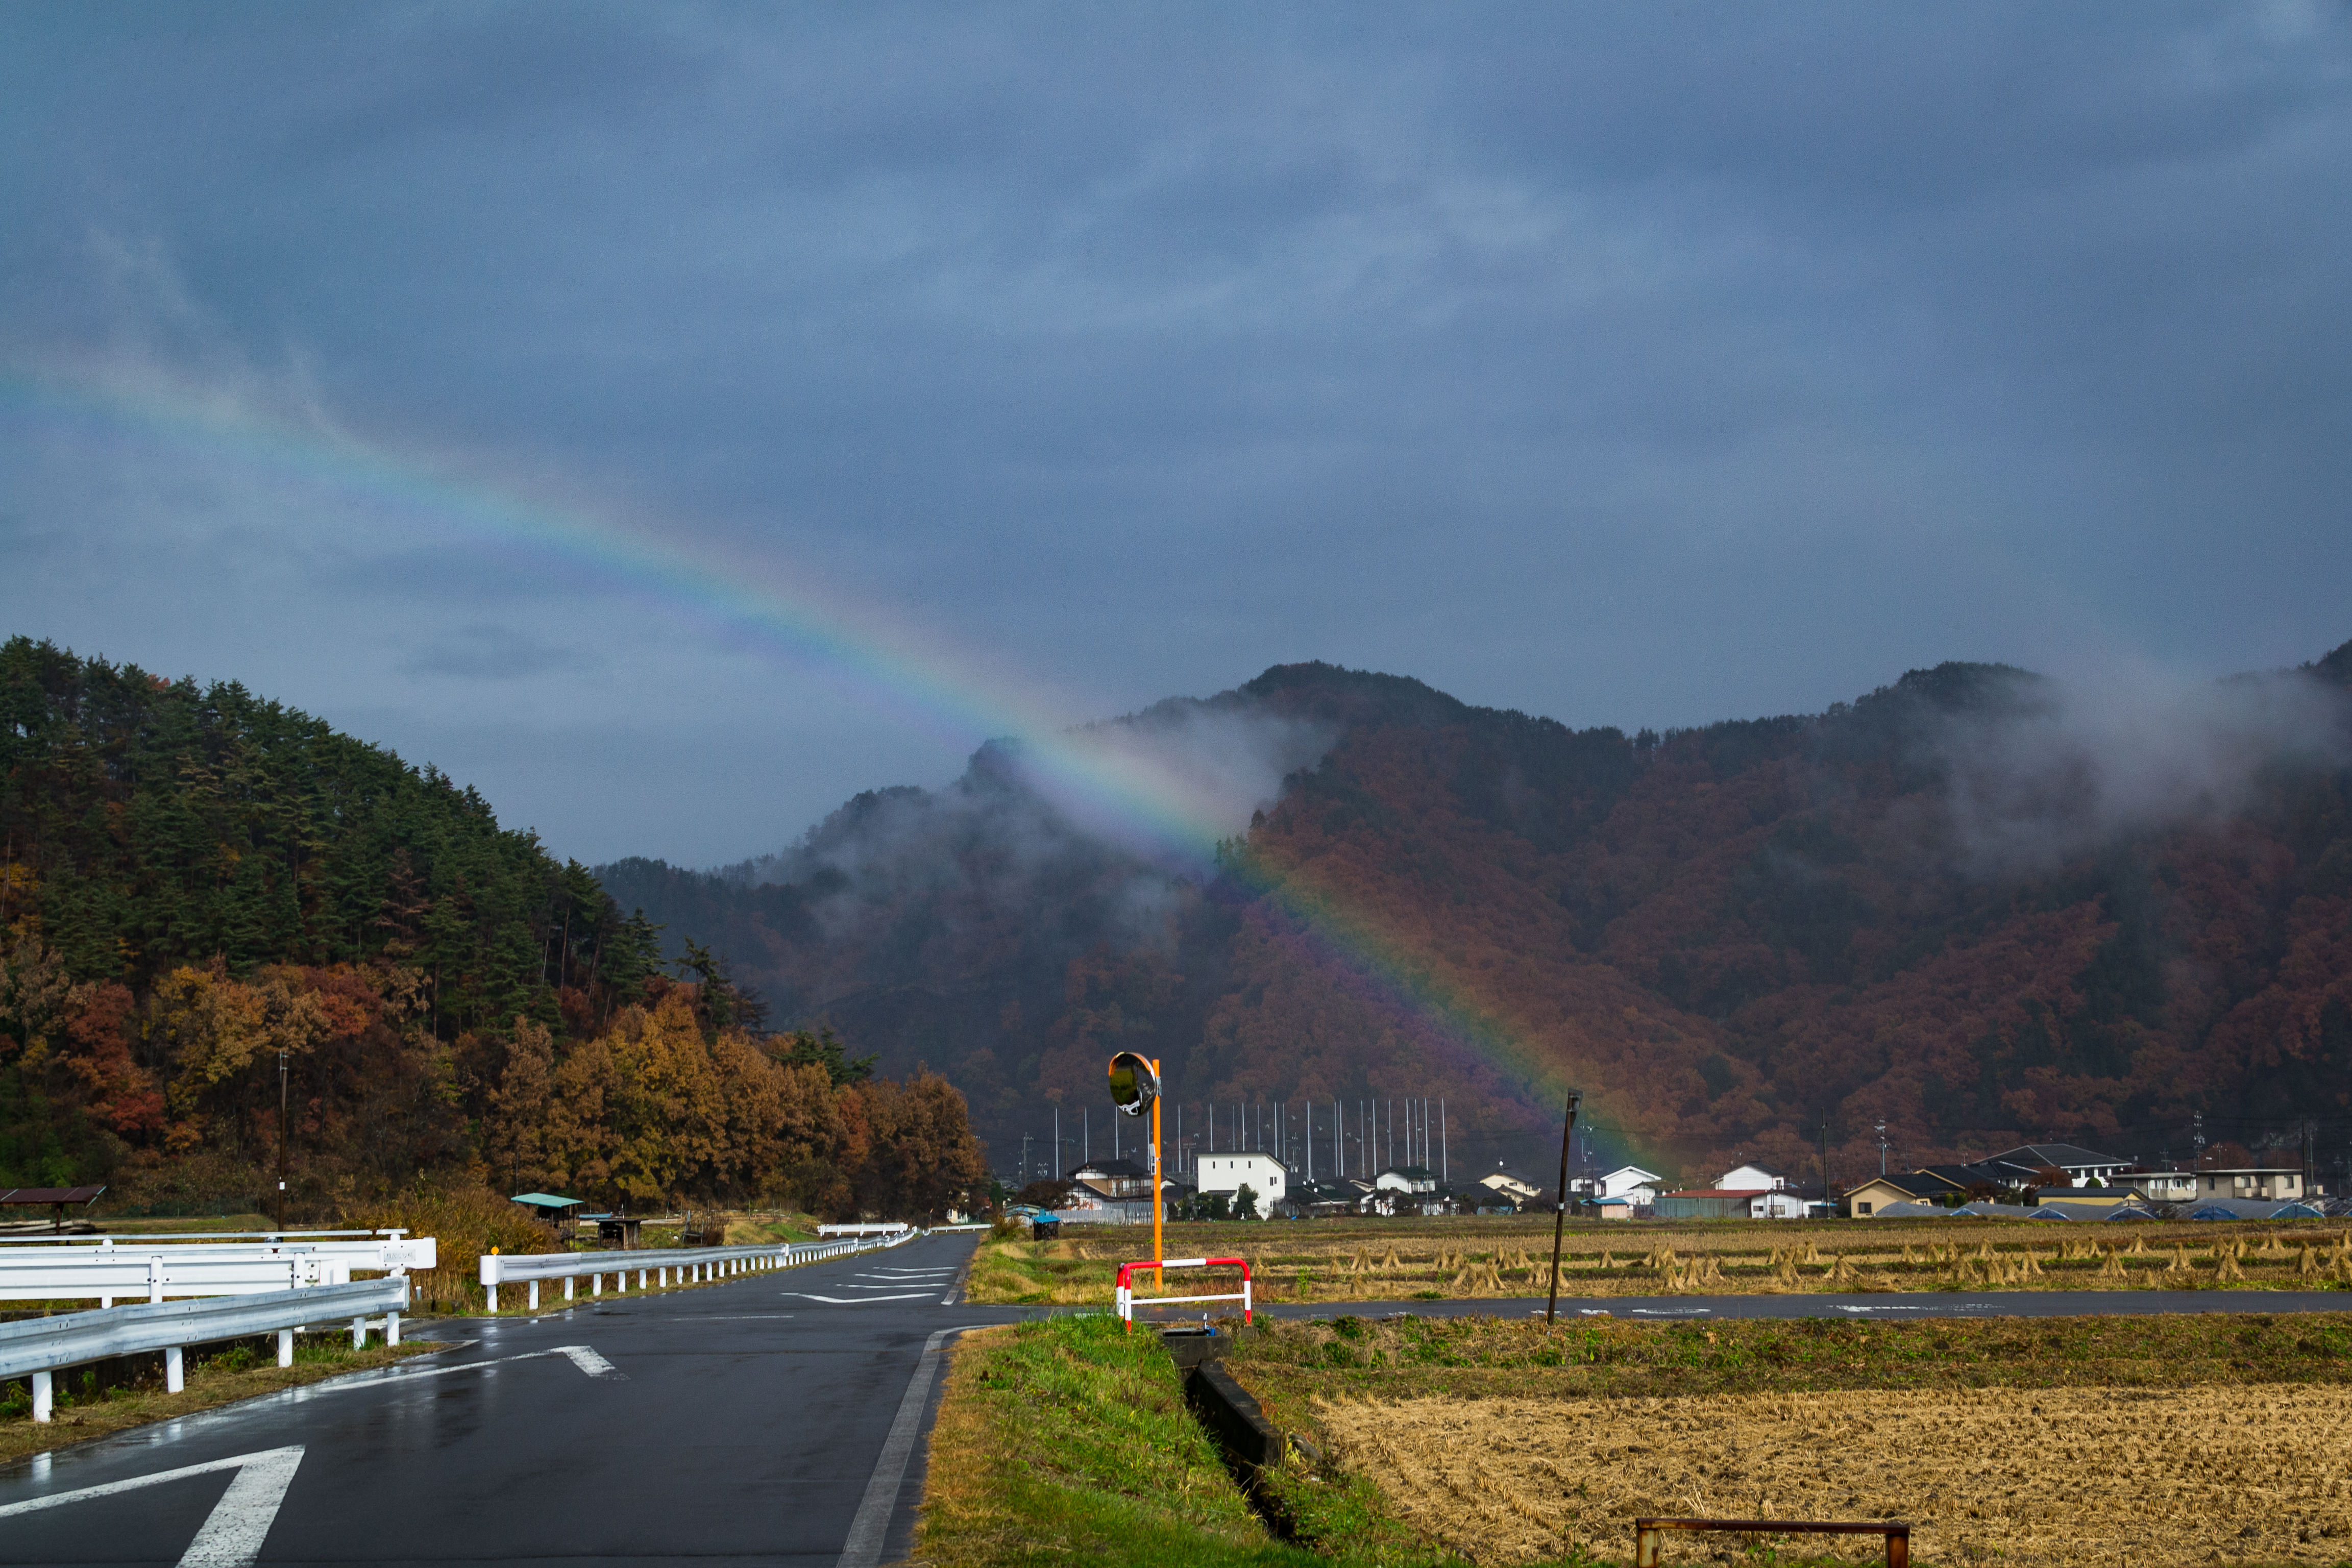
1546,1090,1581,1325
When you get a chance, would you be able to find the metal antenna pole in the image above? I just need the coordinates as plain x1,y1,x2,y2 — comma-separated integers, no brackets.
1546,1090,1581,1325
1877,1119,1889,1176
277,1047,289,1232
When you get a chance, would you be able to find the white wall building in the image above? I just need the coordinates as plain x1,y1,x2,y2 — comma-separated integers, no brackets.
1597,1165,1662,1206
1193,1153,1287,1217
1713,1164,1802,1218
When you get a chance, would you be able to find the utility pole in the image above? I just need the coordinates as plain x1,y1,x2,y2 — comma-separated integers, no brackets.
1054,1107,1061,1179
2193,1111,2206,1171
1546,1089,1582,1325
1440,1099,1447,1183
1820,1116,1829,1220
276,1048,289,1233
1877,1119,1889,1176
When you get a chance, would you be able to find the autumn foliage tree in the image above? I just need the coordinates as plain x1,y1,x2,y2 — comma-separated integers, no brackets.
0,639,987,1221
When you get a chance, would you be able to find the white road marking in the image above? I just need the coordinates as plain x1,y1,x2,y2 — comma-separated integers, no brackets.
0,1444,303,1568
786,1292,934,1304
278,1344,618,1398
837,1282,942,1290
836,1327,992,1568
556,1344,622,1379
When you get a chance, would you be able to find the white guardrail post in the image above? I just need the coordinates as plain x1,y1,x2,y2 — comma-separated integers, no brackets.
477,1224,916,1313
0,1276,408,1424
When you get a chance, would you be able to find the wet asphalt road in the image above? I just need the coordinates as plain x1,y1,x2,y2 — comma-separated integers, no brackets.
0,1232,1022,1567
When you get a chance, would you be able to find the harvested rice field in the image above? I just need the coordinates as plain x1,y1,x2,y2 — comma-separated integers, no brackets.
1231,1313,2352,1566
967,1218,2352,1306
1315,1386,2352,1567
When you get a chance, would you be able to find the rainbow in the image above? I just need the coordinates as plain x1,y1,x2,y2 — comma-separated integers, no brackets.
2,362,1596,1140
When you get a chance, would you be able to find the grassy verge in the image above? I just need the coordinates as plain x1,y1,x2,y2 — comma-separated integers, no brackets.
920,1314,1452,1567
0,1334,438,1467
966,1220,2352,1306
724,1211,825,1245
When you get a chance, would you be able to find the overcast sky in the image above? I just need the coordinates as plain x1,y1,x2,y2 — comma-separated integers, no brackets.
3,3,2348,866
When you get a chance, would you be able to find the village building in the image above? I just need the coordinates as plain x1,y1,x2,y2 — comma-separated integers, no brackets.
1192,1152,1289,1217
2115,1170,2198,1203
1845,1171,1967,1217
2195,1168,2306,1203
1595,1165,1662,1207
1479,1165,1546,1205
1970,1143,2131,1187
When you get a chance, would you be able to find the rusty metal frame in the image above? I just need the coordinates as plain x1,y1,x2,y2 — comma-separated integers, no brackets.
1633,1516,1909,1567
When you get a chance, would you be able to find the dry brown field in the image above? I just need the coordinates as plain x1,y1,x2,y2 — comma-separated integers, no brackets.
1232,1311,2352,1566
1319,1385,2352,1567
970,1215,2352,1306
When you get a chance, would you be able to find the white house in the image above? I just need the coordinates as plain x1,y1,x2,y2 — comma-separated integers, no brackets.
1375,1165,1439,1194
1193,1153,1287,1218
1597,1165,1662,1207
1712,1164,1803,1219
1480,1166,1546,1204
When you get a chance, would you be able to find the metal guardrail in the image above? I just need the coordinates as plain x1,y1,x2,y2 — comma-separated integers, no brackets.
0,1276,409,1425
0,1228,412,1246
0,1237,434,1304
478,1229,914,1312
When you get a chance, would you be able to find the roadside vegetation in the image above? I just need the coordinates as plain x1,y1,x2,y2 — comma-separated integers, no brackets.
966,1217,2352,1306
920,1313,1449,1568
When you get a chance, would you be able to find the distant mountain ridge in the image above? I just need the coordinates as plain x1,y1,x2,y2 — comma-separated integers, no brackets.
602,640,2352,1186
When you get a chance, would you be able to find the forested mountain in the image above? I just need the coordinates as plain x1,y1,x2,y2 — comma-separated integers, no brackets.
604,640,2352,1188
0,636,985,1219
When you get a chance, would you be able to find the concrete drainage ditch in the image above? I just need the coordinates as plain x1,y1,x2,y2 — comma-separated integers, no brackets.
1160,1325,1308,1539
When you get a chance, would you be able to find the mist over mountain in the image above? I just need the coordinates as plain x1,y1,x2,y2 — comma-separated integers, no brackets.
602,640,2352,1187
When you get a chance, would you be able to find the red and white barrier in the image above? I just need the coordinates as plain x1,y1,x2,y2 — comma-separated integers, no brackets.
1115,1256,1251,1330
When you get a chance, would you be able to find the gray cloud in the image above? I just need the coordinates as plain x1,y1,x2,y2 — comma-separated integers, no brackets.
1933,662,2352,875
1,4,2348,865
400,623,594,680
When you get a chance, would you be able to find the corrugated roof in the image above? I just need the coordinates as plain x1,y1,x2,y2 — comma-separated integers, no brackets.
0,1186,106,1205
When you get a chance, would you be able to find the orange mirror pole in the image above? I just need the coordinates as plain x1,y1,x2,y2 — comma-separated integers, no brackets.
1151,1058,1164,1291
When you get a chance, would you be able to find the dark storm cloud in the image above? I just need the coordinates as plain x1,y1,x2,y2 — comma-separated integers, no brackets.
1,3,2347,864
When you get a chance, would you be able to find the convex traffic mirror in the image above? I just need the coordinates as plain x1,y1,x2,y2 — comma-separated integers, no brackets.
1108,1051,1159,1116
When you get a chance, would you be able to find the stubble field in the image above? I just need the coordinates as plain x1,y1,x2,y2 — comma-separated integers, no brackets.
967,1216,2352,1306
1232,1311,2352,1567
